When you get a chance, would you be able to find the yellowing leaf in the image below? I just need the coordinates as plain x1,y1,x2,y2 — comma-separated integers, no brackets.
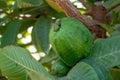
46,0,63,12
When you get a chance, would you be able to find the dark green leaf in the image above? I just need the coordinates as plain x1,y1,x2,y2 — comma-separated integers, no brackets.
0,18,8,26
32,17,51,53
103,0,120,9
0,19,21,48
0,0,7,8
19,20,35,33
111,11,120,25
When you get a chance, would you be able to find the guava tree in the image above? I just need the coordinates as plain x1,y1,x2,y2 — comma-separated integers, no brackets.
0,0,120,80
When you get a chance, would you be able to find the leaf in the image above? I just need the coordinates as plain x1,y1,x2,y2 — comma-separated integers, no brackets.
91,36,120,69
111,11,120,25
0,19,21,48
15,0,44,8
32,17,51,53
0,0,7,8
103,0,120,9
0,18,8,26
98,23,114,34
40,48,58,64
66,62,99,80
19,20,35,33
0,46,54,80
111,24,120,36
0,48,27,80
26,70,51,80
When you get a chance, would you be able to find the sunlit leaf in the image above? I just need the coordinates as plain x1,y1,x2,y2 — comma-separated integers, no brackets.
0,46,54,80
46,0,63,12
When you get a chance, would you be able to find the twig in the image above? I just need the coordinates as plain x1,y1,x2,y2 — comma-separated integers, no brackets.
4,12,37,21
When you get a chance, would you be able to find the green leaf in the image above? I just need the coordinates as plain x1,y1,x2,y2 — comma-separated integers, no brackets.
66,62,99,80
19,20,35,33
15,0,44,8
110,68,120,80
86,0,95,6
0,48,27,80
111,11,120,25
26,70,51,80
111,24,120,36
91,36,120,69
0,46,54,80
98,23,114,34
32,17,51,53
103,0,120,9
0,18,8,26
0,0,7,8
40,48,58,64
0,19,21,48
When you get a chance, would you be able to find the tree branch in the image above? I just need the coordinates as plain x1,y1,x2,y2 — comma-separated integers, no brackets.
51,0,96,29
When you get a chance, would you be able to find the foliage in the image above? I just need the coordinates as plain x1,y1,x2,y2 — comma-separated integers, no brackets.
0,0,120,80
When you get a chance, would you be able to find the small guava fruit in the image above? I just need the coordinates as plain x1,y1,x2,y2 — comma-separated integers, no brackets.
51,59,70,77
50,17,93,66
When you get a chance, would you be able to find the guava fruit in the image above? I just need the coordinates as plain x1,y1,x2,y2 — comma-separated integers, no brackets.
50,17,93,66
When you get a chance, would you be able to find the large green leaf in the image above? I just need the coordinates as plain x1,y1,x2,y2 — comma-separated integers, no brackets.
0,48,27,80
91,36,120,69
103,0,120,9
32,17,51,53
0,19,21,48
0,46,54,80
